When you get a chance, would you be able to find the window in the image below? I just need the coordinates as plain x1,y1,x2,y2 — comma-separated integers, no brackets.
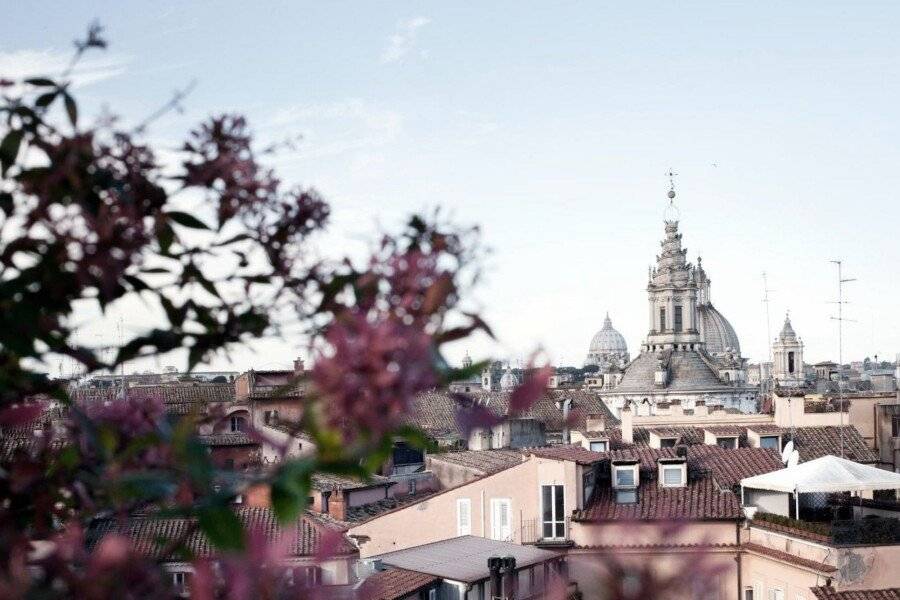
892,415,900,437
614,466,636,487
457,498,472,535
408,479,417,494
490,498,512,541
788,351,795,374
171,571,188,591
291,566,321,587
589,440,608,452
541,484,565,539
659,437,677,448
662,466,685,487
716,436,737,449
674,305,683,332
428,589,437,600
760,435,780,450
659,307,666,331
615,489,638,504
582,470,596,504
769,589,784,600
229,415,246,432
744,588,754,600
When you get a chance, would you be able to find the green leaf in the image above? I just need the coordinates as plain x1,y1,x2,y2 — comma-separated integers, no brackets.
0,130,23,176
167,211,210,230
24,77,56,87
35,91,58,108
271,459,314,524
63,92,77,127
197,505,245,551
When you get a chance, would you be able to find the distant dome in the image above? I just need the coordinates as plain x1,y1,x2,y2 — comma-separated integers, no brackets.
585,313,630,368
698,303,741,356
589,314,628,355
778,314,797,342
499,367,518,391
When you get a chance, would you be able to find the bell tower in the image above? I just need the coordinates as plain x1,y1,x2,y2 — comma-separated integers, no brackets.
772,313,804,387
643,175,703,354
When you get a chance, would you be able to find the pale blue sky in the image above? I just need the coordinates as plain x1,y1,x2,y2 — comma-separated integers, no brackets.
5,2,900,372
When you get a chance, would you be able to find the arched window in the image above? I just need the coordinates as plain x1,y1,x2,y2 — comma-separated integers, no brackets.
230,415,247,432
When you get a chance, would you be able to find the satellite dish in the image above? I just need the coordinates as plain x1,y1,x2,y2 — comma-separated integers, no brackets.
787,450,800,468
781,440,795,464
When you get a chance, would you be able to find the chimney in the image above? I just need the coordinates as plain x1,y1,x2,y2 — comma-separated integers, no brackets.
585,413,606,433
328,489,346,521
620,405,633,445
488,556,517,600
293,357,305,376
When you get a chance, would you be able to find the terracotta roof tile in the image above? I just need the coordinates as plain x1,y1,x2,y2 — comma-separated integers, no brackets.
311,473,392,491
527,445,605,465
810,587,900,600
357,568,438,600
572,474,742,522
197,433,256,446
407,389,618,441
687,446,783,489
790,426,877,463
344,490,440,524
743,542,836,573
87,508,356,560
426,449,525,475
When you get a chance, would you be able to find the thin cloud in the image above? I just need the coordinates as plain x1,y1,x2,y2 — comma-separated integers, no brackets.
0,48,128,93
380,16,431,64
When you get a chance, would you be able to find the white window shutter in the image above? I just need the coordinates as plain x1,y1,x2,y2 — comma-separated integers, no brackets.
457,499,471,535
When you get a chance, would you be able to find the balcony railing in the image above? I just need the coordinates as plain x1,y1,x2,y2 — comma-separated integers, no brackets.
520,517,572,546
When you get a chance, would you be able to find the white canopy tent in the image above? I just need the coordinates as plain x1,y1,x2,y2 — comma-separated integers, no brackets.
741,455,900,517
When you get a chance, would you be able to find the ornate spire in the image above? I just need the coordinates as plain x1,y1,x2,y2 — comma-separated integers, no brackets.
663,168,680,222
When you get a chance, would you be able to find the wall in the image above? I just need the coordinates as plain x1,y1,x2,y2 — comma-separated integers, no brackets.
774,395,845,428
568,546,739,600
743,524,900,596
570,520,737,548
349,456,578,558
745,489,790,517
347,486,390,508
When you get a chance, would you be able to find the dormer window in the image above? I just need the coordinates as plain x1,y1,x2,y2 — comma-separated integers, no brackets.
659,437,677,448
759,435,780,450
589,440,608,452
614,465,637,487
716,436,737,449
612,461,639,504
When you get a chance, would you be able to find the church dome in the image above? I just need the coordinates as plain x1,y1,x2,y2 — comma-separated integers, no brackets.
698,303,741,356
778,314,797,342
499,367,518,391
589,314,628,355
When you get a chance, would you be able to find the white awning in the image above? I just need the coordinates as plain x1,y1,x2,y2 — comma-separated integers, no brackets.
740,454,900,494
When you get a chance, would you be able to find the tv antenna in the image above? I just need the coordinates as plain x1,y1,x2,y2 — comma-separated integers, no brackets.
828,260,856,458
761,272,776,385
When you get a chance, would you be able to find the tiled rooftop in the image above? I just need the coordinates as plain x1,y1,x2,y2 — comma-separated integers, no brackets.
688,446,783,489
527,444,605,465
311,472,392,492
197,433,256,446
87,508,356,560
426,448,525,475
357,568,438,600
810,587,900,600
407,389,618,441
744,542,836,573
344,490,439,524
572,473,742,522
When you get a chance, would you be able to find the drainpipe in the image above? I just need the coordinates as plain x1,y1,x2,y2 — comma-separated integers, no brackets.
736,521,743,600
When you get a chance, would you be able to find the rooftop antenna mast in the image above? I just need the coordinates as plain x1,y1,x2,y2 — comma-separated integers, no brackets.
828,260,856,458
761,272,776,390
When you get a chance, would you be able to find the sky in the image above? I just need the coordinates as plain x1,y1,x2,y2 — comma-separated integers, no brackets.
5,1,900,374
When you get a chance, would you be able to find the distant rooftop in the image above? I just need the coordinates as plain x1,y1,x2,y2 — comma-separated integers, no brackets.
374,535,559,583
